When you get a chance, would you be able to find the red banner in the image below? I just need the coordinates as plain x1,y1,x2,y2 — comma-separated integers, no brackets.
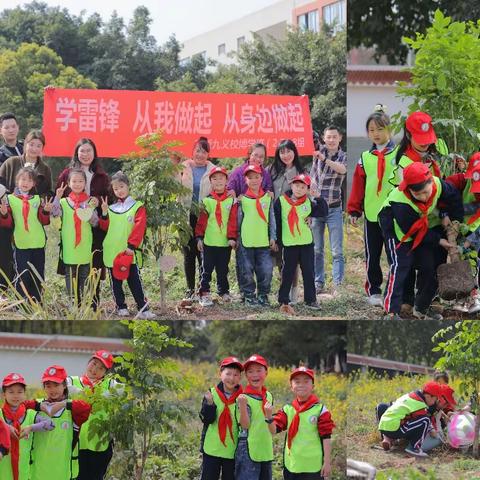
42,88,314,158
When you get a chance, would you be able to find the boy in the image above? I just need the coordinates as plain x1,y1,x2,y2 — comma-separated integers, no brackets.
236,165,276,306
274,174,328,312
1,373,53,480
377,381,442,458
199,356,243,480
273,367,335,480
379,162,463,320
235,354,275,480
195,167,237,307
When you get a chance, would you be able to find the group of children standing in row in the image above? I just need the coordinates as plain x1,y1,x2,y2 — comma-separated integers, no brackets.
348,107,479,319
0,349,118,480
200,355,335,480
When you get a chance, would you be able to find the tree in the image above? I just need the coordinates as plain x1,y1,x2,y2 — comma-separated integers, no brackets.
396,11,480,163
121,132,192,309
433,321,480,457
0,42,96,132
347,1,480,64
89,320,192,479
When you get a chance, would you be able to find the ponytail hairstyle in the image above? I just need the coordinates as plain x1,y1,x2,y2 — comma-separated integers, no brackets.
111,170,130,186
365,104,391,131
193,136,210,154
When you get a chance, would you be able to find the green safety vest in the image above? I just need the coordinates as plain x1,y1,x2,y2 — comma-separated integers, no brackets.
60,198,93,265
378,393,428,432
0,409,36,480
283,403,324,473
279,195,313,247
462,180,480,232
202,196,234,247
235,391,274,462
69,376,112,452
362,147,397,222
8,194,46,249
103,201,144,268
240,195,271,248
384,176,442,242
30,401,78,480
203,387,239,459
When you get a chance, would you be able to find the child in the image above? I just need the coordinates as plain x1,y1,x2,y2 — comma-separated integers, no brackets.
30,365,91,480
52,169,99,306
433,371,449,385
348,106,397,307
274,174,328,311
379,162,463,320
195,167,237,307
235,354,275,480
99,171,155,319
67,350,118,480
377,381,442,458
1,373,54,480
236,165,276,306
273,367,335,480
199,356,243,480
0,167,52,302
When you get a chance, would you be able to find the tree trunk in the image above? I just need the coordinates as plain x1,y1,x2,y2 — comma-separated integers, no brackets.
159,268,166,310
473,411,480,458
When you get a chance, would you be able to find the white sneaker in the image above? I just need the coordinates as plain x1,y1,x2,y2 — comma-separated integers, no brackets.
367,294,383,307
116,308,130,317
469,297,480,314
137,310,156,319
199,294,213,307
290,286,299,305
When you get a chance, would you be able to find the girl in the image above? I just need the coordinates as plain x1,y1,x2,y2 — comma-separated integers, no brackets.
227,143,273,197
348,107,396,307
99,171,155,319
67,350,120,480
52,168,99,306
30,365,91,480
0,168,52,302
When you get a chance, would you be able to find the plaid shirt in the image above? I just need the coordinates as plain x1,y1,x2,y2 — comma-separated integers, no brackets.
310,146,347,207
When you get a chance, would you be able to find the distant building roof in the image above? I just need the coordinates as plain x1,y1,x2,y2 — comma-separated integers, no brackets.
0,332,131,354
347,65,412,86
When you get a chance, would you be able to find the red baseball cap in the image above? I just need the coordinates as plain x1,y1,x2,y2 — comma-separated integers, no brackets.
467,166,480,193
466,152,480,177
243,354,268,370
42,365,67,384
209,166,228,179
290,174,311,187
440,384,456,407
244,164,262,176
405,111,437,145
398,162,432,191
91,350,114,369
2,373,26,388
112,252,133,280
422,381,442,398
290,366,315,382
220,356,243,371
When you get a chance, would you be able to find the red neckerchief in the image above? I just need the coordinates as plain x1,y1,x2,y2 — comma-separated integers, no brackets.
287,394,319,451
373,147,388,195
283,193,308,236
80,375,95,389
2,403,26,480
16,194,30,232
68,192,89,246
243,385,268,415
210,191,229,229
396,181,437,251
214,385,243,446
245,188,267,223
405,145,442,178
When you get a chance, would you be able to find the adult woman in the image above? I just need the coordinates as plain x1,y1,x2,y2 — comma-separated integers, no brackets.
180,136,216,298
227,143,273,196
56,138,111,310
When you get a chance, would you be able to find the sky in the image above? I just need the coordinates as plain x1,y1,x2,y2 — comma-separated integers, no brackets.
4,0,279,44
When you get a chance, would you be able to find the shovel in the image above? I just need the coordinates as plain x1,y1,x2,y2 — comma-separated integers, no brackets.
437,222,475,300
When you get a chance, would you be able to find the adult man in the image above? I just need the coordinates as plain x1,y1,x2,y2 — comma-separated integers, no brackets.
0,113,23,166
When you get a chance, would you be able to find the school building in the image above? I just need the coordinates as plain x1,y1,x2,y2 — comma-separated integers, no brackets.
180,0,346,65
0,332,130,385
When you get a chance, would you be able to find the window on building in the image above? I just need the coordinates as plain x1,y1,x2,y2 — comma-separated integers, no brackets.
323,0,346,31
237,36,245,49
218,43,226,55
297,10,319,33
